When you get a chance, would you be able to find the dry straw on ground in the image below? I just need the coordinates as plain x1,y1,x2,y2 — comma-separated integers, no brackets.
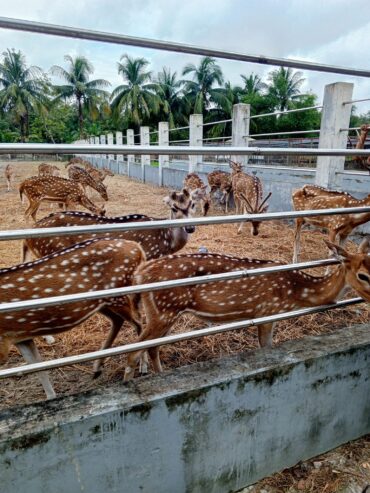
0,161,368,492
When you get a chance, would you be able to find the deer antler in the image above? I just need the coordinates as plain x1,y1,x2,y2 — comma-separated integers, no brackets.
258,192,272,212
240,192,254,212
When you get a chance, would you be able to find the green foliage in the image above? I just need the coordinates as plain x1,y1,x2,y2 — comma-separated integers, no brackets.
0,50,367,144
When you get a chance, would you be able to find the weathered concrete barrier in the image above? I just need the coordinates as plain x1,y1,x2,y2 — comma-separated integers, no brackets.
1,324,369,493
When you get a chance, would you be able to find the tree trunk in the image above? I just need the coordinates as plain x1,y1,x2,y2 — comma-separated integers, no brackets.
78,97,84,139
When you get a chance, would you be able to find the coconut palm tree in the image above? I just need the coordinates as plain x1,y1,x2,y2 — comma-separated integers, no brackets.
51,55,110,138
182,56,225,114
154,67,187,127
0,49,48,142
267,67,305,112
240,73,267,98
110,55,159,129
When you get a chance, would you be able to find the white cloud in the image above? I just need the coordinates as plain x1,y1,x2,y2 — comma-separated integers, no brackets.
0,0,369,110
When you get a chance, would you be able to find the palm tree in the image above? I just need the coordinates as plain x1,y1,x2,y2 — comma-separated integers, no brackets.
154,68,187,128
51,55,110,138
182,56,224,114
0,49,48,141
240,73,267,98
110,55,159,128
267,67,305,112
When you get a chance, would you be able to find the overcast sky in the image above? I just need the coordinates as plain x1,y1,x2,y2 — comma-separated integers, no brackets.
0,0,369,112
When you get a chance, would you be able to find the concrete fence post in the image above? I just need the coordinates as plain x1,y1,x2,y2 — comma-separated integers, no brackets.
94,136,99,167
315,82,354,190
116,131,123,166
189,114,203,172
107,133,114,162
232,103,250,165
140,126,150,182
158,122,169,186
127,129,134,177
100,134,106,167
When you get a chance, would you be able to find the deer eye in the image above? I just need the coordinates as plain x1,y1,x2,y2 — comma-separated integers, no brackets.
357,273,370,284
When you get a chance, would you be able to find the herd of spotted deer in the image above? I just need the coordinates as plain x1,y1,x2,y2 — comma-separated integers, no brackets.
1,155,370,400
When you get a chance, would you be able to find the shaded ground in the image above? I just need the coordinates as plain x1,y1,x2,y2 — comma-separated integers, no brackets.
0,160,369,492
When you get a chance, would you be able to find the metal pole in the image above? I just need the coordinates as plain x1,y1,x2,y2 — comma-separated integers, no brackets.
1,144,370,156
1,17,370,77
0,297,362,378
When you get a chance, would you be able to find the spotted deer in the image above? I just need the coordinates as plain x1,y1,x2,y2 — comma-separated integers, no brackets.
0,238,146,398
230,161,271,235
354,123,370,171
67,165,108,201
183,173,210,216
22,189,197,263
38,163,61,177
21,189,197,377
4,164,14,192
124,239,370,379
207,170,232,212
88,167,115,182
19,176,105,221
292,184,370,262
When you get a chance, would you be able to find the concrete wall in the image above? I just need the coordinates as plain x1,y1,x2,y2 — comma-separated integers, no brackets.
1,324,369,493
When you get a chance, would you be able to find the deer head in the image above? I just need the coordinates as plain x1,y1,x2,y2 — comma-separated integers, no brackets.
326,239,370,301
239,190,272,236
229,160,243,173
164,188,196,233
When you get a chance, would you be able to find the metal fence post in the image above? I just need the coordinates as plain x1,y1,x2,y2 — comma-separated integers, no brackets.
189,114,203,172
232,103,250,165
158,122,169,186
315,82,354,189
140,126,150,182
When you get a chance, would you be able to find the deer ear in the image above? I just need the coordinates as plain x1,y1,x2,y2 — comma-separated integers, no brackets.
182,188,190,198
358,238,370,254
170,191,177,201
163,196,171,205
324,240,351,262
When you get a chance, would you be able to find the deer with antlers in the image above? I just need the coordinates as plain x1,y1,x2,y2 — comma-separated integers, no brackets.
207,170,232,212
183,173,210,216
67,165,108,201
230,161,271,235
19,176,105,221
292,184,370,262
38,163,61,177
4,164,14,192
0,237,146,399
123,239,370,380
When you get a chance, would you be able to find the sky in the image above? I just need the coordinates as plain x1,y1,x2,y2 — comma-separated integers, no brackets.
0,0,369,112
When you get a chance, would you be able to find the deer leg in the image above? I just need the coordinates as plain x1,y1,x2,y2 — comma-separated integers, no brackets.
293,218,304,263
93,307,124,378
27,201,40,222
237,202,246,235
147,346,163,373
16,339,56,400
258,323,275,348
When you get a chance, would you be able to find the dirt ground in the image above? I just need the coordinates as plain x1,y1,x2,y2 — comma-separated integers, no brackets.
0,160,369,492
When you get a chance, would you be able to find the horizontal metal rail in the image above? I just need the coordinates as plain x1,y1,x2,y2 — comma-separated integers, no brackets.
202,119,232,127
169,139,190,143
248,105,323,120
340,127,366,132
0,258,339,314
1,144,370,156
246,129,321,138
203,136,232,141
343,98,370,105
1,207,370,241
168,126,190,132
0,297,362,378
1,17,370,77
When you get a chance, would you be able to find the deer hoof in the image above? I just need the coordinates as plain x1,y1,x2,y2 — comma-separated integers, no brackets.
124,366,135,381
92,370,102,379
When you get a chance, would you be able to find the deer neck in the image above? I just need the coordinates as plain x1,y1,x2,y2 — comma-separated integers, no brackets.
169,226,188,251
298,265,346,306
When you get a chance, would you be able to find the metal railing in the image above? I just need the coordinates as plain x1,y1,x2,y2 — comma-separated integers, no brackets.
247,105,323,120
1,17,370,77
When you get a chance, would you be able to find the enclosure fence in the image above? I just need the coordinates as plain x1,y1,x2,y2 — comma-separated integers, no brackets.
0,17,370,383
